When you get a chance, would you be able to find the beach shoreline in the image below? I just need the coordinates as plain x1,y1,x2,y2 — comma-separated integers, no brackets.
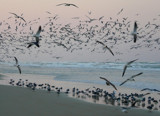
0,84,160,116
0,72,160,113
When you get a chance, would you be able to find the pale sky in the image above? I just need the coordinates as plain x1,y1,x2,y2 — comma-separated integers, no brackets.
0,0,160,63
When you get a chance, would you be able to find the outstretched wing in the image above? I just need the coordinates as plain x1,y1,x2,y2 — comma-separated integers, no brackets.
17,66,21,74
104,45,114,56
36,26,42,36
14,57,18,64
56,3,66,6
70,4,79,8
130,72,143,79
122,65,127,77
134,21,137,32
119,79,129,86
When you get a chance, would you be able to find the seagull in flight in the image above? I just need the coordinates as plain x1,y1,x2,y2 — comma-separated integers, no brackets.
27,26,42,48
100,77,117,90
131,21,138,43
14,57,21,74
119,72,143,86
96,40,114,56
122,59,138,77
9,12,26,22
56,3,79,8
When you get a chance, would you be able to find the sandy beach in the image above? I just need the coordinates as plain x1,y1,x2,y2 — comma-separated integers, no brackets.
0,85,160,116
0,73,160,116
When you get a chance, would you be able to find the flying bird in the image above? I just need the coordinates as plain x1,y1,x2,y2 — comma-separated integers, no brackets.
9,12,26,22
122,59,138,77
56,3,79,8
100,77,117,90
96,40,114,56
119,72,143,86
131,21,138,43
117,8,124,15
27,26,42,48
14,57,21,74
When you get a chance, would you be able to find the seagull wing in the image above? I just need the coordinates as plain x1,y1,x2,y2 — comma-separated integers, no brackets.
20,17,26,22
17,66,21,74
56,3,66,6
122,65,127,77
36,26,42,36
133,22,138,32
119,79,129,86
14,57,18,65
130,72,143,79
70,4,79,8
104,45,114,56
100,77,117,90
134,34,137,43
9,12,18,17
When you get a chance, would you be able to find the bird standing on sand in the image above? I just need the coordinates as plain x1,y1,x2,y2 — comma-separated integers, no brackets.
131,21,138,43
27,26,42,48
56,3,79,8
122,59,138,77
120,72,143,86
99,77,117,90
14,57,21,74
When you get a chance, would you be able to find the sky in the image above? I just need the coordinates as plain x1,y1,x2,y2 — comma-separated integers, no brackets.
0,0,160,63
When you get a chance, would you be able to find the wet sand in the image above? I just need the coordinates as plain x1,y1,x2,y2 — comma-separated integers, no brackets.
0,85,160,116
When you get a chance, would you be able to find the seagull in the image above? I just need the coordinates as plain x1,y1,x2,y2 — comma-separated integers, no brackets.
14,57,21,74
9,12,26,22
119,72,143,86
100,77,117,90
117,8,124,15
56,3,79,8
96,40,114,56
122,59,138,77
131,21,138,43
27,26,42,48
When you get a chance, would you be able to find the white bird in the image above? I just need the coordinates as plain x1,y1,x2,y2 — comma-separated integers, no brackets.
122,59,138,77
27,26,42,48
131,21,138,43
14,57,21,74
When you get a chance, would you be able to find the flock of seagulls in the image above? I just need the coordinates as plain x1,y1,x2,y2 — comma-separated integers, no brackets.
8,78,160,112
0,3,160,113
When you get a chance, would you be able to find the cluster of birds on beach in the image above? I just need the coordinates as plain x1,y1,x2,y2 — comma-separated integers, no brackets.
8,78,160,112
0,3,160,112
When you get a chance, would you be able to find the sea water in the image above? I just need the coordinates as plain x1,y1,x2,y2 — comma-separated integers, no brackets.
0,62,160,90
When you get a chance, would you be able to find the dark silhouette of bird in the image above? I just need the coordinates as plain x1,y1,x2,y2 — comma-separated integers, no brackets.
14,57,21,74
56,3,79,8
100,77,117,90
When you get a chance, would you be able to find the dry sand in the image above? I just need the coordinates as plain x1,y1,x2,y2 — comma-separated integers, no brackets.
0,85,160,116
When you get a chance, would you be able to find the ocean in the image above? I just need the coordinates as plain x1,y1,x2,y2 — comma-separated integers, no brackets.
0,62,160,90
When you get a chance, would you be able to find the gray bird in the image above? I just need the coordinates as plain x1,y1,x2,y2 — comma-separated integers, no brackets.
120,72,143,86
14,57,21,74
100,77,117,90
122,59,138,77
56,3,79,8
